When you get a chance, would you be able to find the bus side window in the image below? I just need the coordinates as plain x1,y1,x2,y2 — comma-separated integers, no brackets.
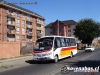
65,38,70,46
56,38,61,48
60,38,66,47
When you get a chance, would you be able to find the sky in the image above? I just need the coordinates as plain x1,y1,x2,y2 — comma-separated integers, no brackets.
5,0,100,25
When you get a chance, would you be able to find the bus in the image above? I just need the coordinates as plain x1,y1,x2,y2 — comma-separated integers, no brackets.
33,36,77,63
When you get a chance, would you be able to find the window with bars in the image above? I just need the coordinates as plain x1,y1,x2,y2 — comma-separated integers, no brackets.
22,28,25,34
16,19,20,25
16,11,20,17
22,20,25,26
16,35,20,41
37,24,41,27
37,30,41,34
16,27,20,33
22,35,25,41
68,30,71,32
37,18,40,22
22,13,25,18
26,21,32,25
8,9,14,15
27,15,31,20
7,18,14,24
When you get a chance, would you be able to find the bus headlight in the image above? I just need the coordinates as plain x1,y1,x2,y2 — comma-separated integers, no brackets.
42,52,52,56
47,52,52,55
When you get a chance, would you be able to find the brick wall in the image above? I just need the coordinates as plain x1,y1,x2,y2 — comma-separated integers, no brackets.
0,42,20,59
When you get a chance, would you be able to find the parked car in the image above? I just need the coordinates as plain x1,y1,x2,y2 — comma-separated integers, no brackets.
85,46,95,52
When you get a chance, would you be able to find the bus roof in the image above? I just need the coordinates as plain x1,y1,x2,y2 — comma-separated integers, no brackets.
36,36,76,42
42,35,75,38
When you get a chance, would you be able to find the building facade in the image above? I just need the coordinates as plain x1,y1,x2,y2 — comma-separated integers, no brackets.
45,20,76,37
45,20,99,48
0,1,45,46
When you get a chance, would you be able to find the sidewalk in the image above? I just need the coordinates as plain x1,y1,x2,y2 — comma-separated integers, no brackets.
0,50,83,72
0,55,33,72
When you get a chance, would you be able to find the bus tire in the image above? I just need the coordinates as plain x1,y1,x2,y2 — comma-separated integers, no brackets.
70,52,73,58
54,55,58,63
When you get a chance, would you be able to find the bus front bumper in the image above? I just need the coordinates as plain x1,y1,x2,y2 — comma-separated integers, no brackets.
33,56,54,61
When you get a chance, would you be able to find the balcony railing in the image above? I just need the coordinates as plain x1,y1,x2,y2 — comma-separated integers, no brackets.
7,22,15,26
7,38,15,42
36,20,41,24
26,18,32,22
16,31,20,34
7,30,15,34
37,33,42,37
37,27,41,30
27,32,33,36
27,39,33,42
7,14,15,18
27,25,32,29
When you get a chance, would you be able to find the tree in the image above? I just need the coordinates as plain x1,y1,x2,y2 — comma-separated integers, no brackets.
74,18,100,46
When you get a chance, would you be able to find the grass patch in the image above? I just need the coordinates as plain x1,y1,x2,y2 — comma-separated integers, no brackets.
0,58,7,60
95,46,100,48
0,54,32,61
9,65,14,67
0,65,14,69
15,54,32,58
0,65,8,69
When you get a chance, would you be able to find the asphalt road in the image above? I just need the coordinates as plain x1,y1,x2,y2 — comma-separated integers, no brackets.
0,48,100,75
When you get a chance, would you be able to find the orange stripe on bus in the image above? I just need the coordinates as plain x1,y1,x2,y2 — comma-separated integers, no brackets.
61,47,77,51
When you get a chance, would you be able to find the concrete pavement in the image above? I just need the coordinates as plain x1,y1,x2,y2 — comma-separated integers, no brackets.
0,55,33,72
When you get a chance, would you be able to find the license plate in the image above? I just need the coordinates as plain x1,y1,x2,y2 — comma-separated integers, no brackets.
39,58,45,60
37,54,42,57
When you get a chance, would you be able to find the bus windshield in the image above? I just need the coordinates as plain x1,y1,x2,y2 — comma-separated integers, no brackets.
34,37,54,50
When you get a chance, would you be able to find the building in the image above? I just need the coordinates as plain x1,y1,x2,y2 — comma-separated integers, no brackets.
0,1,45,46
45,19,76,37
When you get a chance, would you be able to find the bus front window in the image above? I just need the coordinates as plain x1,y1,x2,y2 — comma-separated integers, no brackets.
34,37,54,50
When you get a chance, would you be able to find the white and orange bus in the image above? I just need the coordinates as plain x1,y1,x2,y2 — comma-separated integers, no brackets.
33,36,77,63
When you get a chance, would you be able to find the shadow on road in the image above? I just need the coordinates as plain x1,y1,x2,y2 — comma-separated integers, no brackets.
25,60,54,64
71,60,100,71
25,56,76,64
25,60,37,64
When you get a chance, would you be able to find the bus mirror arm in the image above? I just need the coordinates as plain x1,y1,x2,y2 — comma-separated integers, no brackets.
54,46,57,50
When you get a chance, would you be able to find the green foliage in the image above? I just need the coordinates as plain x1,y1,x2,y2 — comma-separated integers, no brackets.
74,18,100,45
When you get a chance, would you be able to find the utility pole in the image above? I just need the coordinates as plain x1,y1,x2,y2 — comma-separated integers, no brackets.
57,19,59,36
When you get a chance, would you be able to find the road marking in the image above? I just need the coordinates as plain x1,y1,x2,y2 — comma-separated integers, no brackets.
45,51,97,75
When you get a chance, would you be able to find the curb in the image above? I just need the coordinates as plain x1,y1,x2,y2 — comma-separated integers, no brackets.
0,50,84,63
0,56,33,63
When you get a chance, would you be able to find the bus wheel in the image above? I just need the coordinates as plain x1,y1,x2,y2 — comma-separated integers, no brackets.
70,52,73,58
54,55,58,63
